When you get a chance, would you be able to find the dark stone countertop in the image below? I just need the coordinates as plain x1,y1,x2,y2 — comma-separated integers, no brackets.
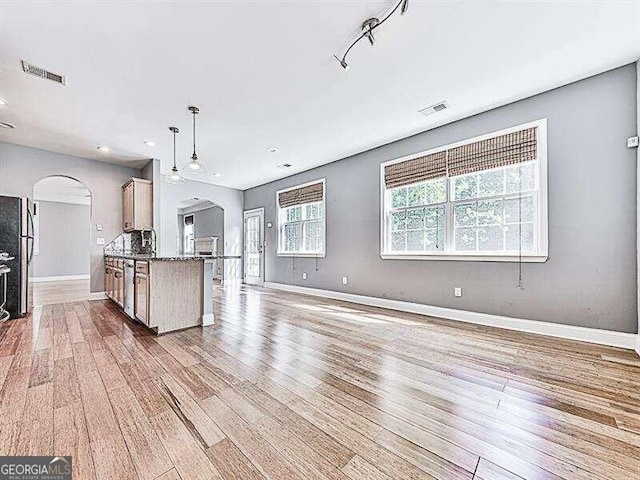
104,253,241,261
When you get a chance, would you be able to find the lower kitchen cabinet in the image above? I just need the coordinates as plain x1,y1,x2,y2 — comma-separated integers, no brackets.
104,255,203,334
134,263,150,325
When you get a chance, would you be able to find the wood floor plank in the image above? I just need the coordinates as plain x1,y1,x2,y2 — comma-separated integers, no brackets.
54,402,97,480
108,384,173,480
199,395,308,480
16,382,53,455
0,287,638,480
205,438,266,480
149,409,223,480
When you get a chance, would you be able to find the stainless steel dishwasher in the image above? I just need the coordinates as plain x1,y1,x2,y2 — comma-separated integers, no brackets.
123,259,135,319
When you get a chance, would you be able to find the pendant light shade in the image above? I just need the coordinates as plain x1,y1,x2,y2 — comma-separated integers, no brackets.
182,106,208,176
165,126,184,184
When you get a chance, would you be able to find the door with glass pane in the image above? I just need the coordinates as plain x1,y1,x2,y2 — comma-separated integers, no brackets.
244,208,264,285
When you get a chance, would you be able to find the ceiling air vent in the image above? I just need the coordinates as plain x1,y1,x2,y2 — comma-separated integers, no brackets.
21,60,67,85
419,101,449,117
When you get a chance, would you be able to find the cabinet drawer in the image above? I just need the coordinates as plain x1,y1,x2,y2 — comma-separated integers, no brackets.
135,261,149,274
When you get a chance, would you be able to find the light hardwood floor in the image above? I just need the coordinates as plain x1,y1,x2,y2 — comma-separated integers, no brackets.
32,278,91,305
0,284,639,479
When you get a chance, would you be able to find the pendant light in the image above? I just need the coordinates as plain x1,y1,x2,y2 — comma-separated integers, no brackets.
183,106,208,175
165,126,184,184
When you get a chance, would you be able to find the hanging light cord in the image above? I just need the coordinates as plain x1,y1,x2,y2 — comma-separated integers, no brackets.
191,110,197,160
173,129,177,169
335,0,408,68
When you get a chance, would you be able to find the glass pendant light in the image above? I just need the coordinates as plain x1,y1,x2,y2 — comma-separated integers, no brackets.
165,126,184,184
182,106,208,175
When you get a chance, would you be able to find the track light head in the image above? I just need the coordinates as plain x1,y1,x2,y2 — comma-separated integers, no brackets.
334,55,350,71
366,32,375,46
362,18,379,46
401,0,409,14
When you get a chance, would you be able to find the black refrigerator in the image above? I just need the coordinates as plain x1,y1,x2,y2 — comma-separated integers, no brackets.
0,196,34,319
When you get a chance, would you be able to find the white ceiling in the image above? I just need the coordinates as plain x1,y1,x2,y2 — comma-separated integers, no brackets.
33,176,91,205
1,1,638,190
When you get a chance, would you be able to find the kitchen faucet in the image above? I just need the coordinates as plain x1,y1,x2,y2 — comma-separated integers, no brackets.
141,228,157,254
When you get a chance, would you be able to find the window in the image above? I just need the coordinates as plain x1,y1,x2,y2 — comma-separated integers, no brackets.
183,214,194,254
277,179,326,256
381,120,547,261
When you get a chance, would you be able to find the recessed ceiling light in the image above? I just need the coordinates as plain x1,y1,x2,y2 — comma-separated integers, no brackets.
0,98,8,107
97,145,111,152
212,173,222,178
277,163,292,169
144,140,155,147
0,121,16,129
267,147,279,153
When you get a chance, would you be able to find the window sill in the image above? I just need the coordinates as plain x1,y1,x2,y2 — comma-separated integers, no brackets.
277,252,326,258
380,253,548,263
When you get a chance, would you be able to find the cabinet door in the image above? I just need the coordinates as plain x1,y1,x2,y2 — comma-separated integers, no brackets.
114,269,124,306
123,183,134,232
133,182,153,230
105,267,110,299
135,273,148,324
108,268,114,299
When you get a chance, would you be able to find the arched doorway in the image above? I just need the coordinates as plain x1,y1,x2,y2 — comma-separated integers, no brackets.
32,176,92,304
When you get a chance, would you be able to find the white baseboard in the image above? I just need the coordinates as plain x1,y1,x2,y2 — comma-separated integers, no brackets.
30,274,90,283
264,282,638,351
201,313,215,327
88,291,107,301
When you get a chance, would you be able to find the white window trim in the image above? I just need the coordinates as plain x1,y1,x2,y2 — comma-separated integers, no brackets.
379,119,548,262
276,178,326,258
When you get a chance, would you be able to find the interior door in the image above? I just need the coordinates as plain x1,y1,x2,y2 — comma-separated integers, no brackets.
244,208,264,285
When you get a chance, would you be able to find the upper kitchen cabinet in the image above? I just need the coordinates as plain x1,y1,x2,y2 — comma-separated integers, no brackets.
122,177,153,232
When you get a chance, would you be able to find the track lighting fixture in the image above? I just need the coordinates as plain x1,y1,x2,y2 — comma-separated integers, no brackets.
182,106,208,175
165,126,184,184
334,0,409,71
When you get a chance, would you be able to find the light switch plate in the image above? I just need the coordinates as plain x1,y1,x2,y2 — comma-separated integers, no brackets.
302,272,307,280
454,287,462,297
96,224,103,231
97,237,105,245
342,276,348,285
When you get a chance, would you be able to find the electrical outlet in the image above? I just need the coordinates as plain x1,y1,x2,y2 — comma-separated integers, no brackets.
342,276,348,285
302,272,307,280
454,287,462,297
96,224,103,231
96,237,105,245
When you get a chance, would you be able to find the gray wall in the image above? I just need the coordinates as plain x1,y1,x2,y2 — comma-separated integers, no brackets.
0,142,140,292
177,205,225,255
245,63,638,334
158,180,243,262
194,206,224,250
33,200,90,277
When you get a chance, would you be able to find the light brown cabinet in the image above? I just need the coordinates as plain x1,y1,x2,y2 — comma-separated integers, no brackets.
135,261,150,325
122,178,153,232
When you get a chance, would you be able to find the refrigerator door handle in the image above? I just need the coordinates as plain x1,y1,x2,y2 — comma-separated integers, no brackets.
28,207,35,238
27,236,34,266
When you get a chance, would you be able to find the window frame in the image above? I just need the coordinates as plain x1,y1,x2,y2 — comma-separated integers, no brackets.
276,178,326,258
380,119,548,262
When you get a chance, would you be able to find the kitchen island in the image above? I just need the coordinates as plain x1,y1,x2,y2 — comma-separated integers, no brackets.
104,253,240,334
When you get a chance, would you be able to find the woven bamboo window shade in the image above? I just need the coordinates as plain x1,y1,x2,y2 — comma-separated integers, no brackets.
384,151,447,189
384,127,538,189
448,127,537,177
278,182,324,208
